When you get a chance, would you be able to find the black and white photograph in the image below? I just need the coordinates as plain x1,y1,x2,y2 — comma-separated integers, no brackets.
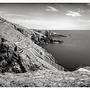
0,2,90,87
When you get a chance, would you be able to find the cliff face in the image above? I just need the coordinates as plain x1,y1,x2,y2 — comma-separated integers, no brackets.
0,16,64,73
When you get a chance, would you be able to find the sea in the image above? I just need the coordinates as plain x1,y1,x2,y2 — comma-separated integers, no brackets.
41,30,90,71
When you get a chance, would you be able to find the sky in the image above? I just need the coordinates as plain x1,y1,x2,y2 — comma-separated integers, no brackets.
0,3,90,30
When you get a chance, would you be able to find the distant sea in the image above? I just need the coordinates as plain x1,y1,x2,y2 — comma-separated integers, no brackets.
42,30,90,71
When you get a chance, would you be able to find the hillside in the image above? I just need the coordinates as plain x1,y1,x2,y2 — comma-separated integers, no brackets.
0,16,90,87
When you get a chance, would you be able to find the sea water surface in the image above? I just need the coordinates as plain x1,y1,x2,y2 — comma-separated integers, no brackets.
42,30,90,71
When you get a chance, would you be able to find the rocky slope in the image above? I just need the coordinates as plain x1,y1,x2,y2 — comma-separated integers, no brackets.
0,68,90,87
0,16,64,72
0,16,90,87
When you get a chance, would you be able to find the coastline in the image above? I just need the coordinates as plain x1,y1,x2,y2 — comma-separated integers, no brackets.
0,16,90,87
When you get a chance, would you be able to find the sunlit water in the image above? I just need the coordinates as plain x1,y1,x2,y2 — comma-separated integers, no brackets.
42,30,90,71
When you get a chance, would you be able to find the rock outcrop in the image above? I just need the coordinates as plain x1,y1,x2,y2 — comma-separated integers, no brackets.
31,30,64,44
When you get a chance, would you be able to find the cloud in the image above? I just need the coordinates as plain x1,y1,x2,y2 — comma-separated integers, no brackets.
78,19,90,23
66,11,81,17
2,13,26,18
0,11,4,14
87,3,90,7
0,11,6,16
46,6,58,12
5,13,25,17
0,13,28,21
0,11,27,20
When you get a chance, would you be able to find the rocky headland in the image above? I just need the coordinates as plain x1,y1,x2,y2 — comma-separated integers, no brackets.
0,16,90,87
31,30,65,45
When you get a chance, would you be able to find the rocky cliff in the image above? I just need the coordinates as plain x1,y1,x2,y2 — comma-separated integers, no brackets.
0,16,90,87
0,16,64,73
